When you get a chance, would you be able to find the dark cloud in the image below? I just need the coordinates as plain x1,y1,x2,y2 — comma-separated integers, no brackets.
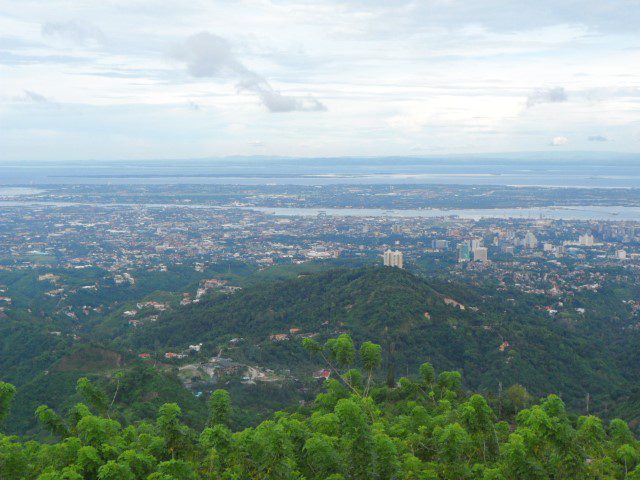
171,32,326,113
41,20,106,45
527,87,567,107
588,135,608,142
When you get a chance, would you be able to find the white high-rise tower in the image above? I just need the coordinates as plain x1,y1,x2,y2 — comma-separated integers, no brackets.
383,250,404,268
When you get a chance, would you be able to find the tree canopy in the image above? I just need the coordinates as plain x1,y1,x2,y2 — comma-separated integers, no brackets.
1,335,639,479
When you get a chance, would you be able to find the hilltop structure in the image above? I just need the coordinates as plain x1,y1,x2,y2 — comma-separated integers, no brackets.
383,249,404,268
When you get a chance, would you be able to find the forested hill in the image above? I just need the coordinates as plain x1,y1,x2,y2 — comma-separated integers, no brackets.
4,340,640,480
124,266,636,421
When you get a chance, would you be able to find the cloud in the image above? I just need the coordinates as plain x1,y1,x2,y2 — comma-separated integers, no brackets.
22,90,49,103
11,90,61,109
549,136,568,146
236,77,327,113
41,20,106,45
527,87,567,107
186,100,201,111
171,32,326,113
588,135,608,142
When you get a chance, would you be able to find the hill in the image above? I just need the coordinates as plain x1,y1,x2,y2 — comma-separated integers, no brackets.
2,335,640,480
122,267,637,422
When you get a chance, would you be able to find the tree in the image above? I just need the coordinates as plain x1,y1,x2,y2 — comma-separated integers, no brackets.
373,432,399,480
97,461,134,480
207,389,231,426
335,398,373,480
76,378,109,417
36,405,70,439
419,362,435,386
460,394,497,461
610,418,634,447
327,334,355,368
499,433,545,480
0,382,16,427
506,384,530,415
150,459,197,480
303,433,342,478
436,423,471,479
156,403,193,460
360,341,382,395
617,444,639,477
437,371,462,398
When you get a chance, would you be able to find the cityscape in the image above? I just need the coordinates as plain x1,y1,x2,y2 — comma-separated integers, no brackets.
2,185,638,337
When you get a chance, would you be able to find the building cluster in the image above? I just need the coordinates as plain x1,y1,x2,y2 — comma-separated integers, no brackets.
0,201,638,306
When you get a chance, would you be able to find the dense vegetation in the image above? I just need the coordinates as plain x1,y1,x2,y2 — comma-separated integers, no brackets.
2,264,639,439
2,335,640,479
123,267,639,421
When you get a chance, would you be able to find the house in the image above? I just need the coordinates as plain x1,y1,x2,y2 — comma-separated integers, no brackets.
289,328,301,334
269,333,289,342
499,341,510,352
165,352,187,359
136,301,167,311
443,297,465,310
313,369,331,380
138,353,151,359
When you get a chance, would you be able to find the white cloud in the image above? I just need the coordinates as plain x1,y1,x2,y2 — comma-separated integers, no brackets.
41,20,106,45
171,32,326,113
526,87,567,108
21,90,49,103
550,136,569,146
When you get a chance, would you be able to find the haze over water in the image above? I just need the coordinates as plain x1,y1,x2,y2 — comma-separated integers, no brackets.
1,156,639,188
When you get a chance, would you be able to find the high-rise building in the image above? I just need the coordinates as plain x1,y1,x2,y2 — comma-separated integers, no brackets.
383,249,404,268
471,238,483,251
616,249,627,260
579,233,595,246
473,247,489,263
457,242,471,262
523,231,538,249
432,239,450,250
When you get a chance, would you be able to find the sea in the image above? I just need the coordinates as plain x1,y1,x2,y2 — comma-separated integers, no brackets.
1,156,639,220
0,155,639,188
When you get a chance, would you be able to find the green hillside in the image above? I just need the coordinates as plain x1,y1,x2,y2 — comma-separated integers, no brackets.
2,335,640,480
123,267,638,422
2,265,639,438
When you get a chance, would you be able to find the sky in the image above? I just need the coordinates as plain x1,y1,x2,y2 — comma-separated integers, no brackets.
1,0,640,160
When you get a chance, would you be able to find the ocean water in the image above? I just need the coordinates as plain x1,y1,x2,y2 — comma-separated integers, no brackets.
0,156,639,187
247,206,640,221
